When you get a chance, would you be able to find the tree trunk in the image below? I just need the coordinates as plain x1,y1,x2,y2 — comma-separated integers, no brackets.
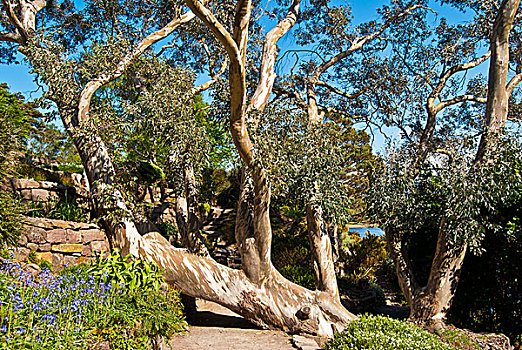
387,223,467,329
476,0,521,162
306,202,339,301
174,164,208,255
409,229,467,330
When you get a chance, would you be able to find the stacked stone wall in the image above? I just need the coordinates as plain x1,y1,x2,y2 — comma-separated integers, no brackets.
1,178,89,203
13,217,109,269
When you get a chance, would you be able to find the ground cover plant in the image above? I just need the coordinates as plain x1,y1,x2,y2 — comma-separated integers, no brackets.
323,314,454,350
0,252,186,350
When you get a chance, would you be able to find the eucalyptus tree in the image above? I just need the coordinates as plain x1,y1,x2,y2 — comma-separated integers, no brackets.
368,0,522,329
0,0,231,255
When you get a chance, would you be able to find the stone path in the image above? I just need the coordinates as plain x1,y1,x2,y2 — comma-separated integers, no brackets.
169,300,300,350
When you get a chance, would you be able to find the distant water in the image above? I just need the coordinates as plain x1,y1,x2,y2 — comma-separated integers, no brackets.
348,227,384,237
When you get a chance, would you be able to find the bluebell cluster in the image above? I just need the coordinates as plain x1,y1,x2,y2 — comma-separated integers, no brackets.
0,258,121,347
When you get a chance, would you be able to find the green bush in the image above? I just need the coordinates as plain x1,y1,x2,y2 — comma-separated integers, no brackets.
0,190,24,247
25,193,89,223
87,250,164,292
324,315,454,350
278,265,315,290
272,233,315,289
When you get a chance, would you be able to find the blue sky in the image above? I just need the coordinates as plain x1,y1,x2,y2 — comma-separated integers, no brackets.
0,0,479,151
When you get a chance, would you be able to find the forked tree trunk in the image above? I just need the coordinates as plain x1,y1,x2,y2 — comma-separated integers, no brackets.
61,103,354,336
306,201,339,301
386,223,467,329
175,165,209,255
183,0,356,335
388,0,521,330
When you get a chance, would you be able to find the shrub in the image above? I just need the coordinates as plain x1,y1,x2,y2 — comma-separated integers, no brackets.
0,190,24,247
339,231,388,283
25,193,89,223
87,250,164,293
323,315,454,350
272,233,315,289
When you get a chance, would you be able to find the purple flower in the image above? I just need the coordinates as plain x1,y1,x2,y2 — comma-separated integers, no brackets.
1,325,7,333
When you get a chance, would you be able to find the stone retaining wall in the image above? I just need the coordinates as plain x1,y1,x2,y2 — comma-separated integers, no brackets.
1,177,89,202
13,217,109,269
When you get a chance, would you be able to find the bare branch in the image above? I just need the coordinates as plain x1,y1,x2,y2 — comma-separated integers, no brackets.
186,58,228,97
507,72,522,95
0,31,21,43
185,0,241,63
434,94,487,112
1,0,27,42
307,2,426,122
419,51,491,153
248,0,300,112
315,78,383,100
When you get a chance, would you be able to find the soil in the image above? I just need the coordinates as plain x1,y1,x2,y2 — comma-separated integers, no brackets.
169,300,298,350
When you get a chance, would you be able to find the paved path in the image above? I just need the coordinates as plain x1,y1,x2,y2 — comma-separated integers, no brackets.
170,300,296,350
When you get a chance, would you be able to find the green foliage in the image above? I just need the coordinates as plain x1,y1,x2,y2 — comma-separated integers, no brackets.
125,160,165,185
27,123,82,166
253,104,376,225
26,193,89,223
0,256,186,350
440,329,481,350
37,259,53,272
272,233,315,289
87,250,164,293
369,139,522,255
156,221,178,237
0,191,24,247
0,84,41,178
339,231,388,283
41,163,84,174
323,315,454,350
278,265,315,290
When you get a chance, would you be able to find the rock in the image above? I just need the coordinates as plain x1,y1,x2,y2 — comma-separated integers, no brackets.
66,230,81,244
24,217,53,229
77,256,92,265
38,243,51,252
90,240,109,253
14,247,30,262
21,189,33,200
292,335,321,350
39,181,65,190
52,253,63,268
31,189,56,201
25,227,47,244
82,244,92,257
27,243,38,251
82,229,106,242
47,229,67,243
18,179,41,188
25,263,41,275
51,220,74,229
51,244,84,253
63,255,77,267
36,252,53,264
